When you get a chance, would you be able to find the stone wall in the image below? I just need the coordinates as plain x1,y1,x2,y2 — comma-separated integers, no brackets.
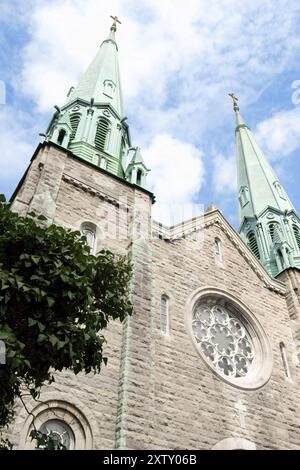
9,142,300,450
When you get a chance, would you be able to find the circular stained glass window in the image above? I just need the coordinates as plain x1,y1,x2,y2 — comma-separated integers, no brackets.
39,419,75,450
192,303,254,378
189,291,273,389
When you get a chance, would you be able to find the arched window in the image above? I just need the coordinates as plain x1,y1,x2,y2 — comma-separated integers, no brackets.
137,169,143,186
247,232,260,260
39,419,75,450
160,295,169,335
215,237,222,262
81,224,96,253
279,342,291,379
95,119,110,152
21,399,93,450
57,129,66,145
69,113,80,142
293,225,300,250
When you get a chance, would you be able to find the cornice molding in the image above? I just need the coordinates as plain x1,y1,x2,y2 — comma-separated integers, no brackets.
62,174,129,210
152,209,286,296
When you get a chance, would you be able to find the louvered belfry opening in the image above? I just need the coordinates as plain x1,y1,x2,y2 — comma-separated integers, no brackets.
293,225,300,250
269,223,278,241
70,114,80,141
95,119,109,152
247,232,260,260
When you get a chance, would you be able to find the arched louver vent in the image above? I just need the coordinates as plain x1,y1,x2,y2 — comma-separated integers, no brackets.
70,114,80,141
269,222,279,242
95,119,109,152
293,225,300,250
247,232,260,260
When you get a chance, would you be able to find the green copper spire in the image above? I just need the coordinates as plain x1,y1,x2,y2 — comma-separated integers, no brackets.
44,16,149,185
66,18,123,116
230,93,300,276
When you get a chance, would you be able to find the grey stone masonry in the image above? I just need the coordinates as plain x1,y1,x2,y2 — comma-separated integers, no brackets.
8,142,300,449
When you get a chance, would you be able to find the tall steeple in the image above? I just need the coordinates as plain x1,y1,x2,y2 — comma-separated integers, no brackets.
230,93,300,276
44,16,149,187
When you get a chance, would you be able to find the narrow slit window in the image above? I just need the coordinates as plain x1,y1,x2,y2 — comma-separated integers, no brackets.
160,295,169,335
279,342,291,379
137,169,143,186
215,238,222,262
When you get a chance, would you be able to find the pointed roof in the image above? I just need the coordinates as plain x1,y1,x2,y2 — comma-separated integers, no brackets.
231,97,295,225
66,22,124,116
128,147,150,170
131,147,145,164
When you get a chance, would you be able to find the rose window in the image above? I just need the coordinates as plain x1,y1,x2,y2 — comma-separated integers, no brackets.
192,303,254,378
38,419,75,449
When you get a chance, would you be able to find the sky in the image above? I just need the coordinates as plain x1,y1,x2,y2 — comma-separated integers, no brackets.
1,0,300,228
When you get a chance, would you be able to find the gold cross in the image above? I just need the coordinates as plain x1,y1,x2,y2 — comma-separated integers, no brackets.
228,92,238,106
110,15,122,26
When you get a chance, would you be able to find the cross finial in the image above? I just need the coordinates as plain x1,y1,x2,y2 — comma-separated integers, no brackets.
110,15,122,28
228,92,239,111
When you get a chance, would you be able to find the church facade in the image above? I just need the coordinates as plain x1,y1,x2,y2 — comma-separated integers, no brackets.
7,19,300,450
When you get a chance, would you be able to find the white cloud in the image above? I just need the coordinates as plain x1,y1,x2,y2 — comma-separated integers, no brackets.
213,153,237,195
255,106,300,160
19,0,300,121
0,106,37,195
143,133,204,224
2,0,300,216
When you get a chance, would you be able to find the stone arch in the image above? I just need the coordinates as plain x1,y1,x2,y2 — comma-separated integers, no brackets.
212,437,256,450
15,391,98,450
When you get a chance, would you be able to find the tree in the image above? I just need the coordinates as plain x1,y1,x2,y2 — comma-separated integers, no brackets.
0,195,132,448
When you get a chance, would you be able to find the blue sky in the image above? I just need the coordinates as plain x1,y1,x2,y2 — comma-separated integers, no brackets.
1,0,300,228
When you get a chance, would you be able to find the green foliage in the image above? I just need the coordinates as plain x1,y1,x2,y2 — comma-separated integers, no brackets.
0,195,132,433
0,436,13,450
29,429,66,450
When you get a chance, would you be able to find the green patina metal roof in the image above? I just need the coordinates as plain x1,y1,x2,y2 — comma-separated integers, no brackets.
230,94,300,277
67,24,124,117
45,19,150,186
235,107,295,225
